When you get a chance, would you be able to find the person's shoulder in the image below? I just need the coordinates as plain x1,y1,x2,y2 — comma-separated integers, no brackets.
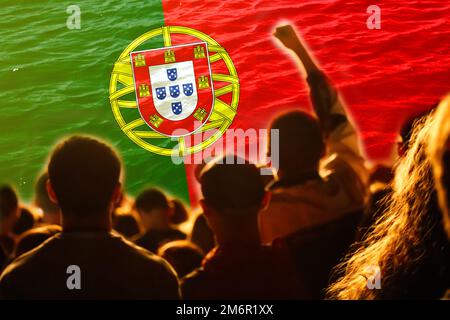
116,234,176,274
116,234,158,259
114,234,180,298
181,267,204,284
0,252,29,283
180,267,207,299
0,235,59,290
3,234,60,271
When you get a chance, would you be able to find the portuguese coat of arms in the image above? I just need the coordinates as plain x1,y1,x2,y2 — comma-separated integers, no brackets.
130,42,214,137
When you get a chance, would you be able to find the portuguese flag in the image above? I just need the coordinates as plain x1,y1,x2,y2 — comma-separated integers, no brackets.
2,0,449,208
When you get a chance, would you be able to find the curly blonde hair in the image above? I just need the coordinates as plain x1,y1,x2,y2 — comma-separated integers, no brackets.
326,110,449,299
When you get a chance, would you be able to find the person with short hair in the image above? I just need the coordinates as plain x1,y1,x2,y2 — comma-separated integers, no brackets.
182,156,306,300
133,188,186,253
0,136,180,299
257,26,370,298
259,25,369,244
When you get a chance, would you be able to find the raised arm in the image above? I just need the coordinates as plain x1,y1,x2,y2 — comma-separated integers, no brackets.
274,25,344,136
274,25,319,74
274,25,369,187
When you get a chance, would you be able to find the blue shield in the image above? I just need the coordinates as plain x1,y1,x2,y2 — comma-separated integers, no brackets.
155,87,166,100
172,102,183,115
167,68,177,81
169,85,180,98
183,83,194,96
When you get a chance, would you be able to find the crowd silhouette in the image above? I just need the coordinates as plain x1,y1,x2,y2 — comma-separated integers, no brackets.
0,25,449,300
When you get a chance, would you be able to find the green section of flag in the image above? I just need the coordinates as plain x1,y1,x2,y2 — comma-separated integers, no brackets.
0,0,189,203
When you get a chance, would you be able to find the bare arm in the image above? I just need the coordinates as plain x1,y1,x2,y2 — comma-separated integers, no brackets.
274,25,343,136
274,25,369,190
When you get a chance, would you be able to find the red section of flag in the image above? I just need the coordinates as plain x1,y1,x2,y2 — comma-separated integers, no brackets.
162,0,450,208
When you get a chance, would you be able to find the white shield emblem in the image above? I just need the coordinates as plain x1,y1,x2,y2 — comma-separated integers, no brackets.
149,61,198,121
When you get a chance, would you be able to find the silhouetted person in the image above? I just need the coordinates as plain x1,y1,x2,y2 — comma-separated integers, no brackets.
0,136,179,299
182,156,306,299
0,185,19,257
12,207,36,236
113,213,140,239
15,225,62,258
259,25,369,244
133,188,186,253
158,240,204,278
257,26,369,299
34,172,60,226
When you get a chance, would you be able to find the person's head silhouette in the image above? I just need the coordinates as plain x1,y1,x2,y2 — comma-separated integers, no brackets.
199,156,270,245
158,240,204,278
268,111,324,179
134,188,173,231
47,136,122,232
